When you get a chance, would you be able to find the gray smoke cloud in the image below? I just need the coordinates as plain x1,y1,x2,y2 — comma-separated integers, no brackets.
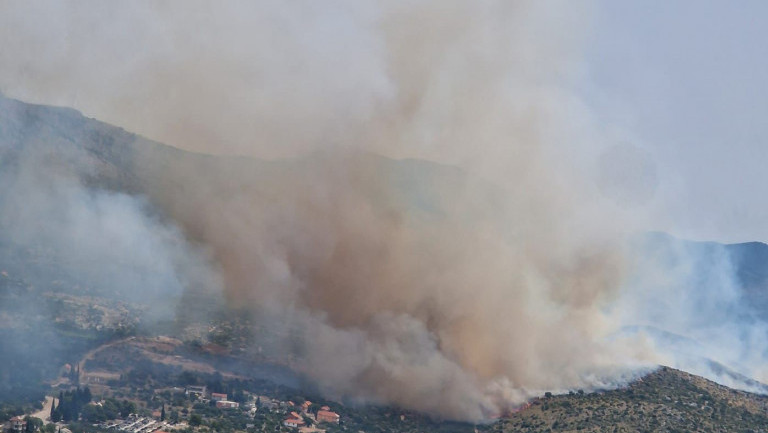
0,96,227,402
0,98,224,326
608,234,768,394
1,0,766,422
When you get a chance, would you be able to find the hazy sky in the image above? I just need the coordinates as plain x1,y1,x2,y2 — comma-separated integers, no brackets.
584,0,768,243
1,1,767,244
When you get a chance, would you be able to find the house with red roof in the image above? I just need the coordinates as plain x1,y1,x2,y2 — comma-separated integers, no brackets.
283,411,305,428
316,409,340,424
211,392,227,402
216,400,240,409
301,400,312,414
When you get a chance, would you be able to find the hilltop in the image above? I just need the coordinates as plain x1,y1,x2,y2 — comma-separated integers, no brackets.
502,367,768,433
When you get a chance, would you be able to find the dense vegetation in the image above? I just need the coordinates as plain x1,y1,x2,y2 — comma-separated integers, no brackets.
51,387,92,422
80,398,136,423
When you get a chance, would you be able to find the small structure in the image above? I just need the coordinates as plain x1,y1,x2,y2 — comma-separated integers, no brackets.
210,393,227,402
215,400,240,409
316,408,340,424
10,417,26,433
185,385,206,397
301,401,312,414
257,396,278,410
283,412,305,428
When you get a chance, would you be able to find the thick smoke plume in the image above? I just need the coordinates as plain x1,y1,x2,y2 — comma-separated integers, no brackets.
2,0,766,422
130,145,640,420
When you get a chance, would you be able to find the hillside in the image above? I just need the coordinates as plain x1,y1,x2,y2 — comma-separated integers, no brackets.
502,367,768,433
4,94,768,429
0,92,482,401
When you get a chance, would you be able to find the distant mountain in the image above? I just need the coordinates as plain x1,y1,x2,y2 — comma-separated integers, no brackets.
0,91,469,203
726,241,768,308
637,231,768,321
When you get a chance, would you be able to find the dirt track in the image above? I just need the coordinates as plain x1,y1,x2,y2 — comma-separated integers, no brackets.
77,336,247,382
30,396,56,424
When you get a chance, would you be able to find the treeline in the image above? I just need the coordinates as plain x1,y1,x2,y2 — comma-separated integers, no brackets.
51,387,92,422
0,388,45,422
80,398,136,423
65,365,80,385
51,388,135,423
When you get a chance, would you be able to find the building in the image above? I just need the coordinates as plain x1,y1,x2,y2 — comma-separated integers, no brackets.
211,392,227,402
301,401,312,414
256,396,278,410
215,400,240,409
185,385,206,397
10,417,26,433
283,412,305,428
316,408,340,424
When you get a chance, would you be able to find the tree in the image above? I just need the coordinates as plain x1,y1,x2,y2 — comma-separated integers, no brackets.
161,405,166,421
24,416,43,432
232,389,246,404
82,387,92,404
51,402,61,423
51,391,63,423
81,405,107,423
189,414,202,426
119,401,136,418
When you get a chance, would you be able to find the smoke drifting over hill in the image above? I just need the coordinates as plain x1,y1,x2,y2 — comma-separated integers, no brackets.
1,0,767,422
